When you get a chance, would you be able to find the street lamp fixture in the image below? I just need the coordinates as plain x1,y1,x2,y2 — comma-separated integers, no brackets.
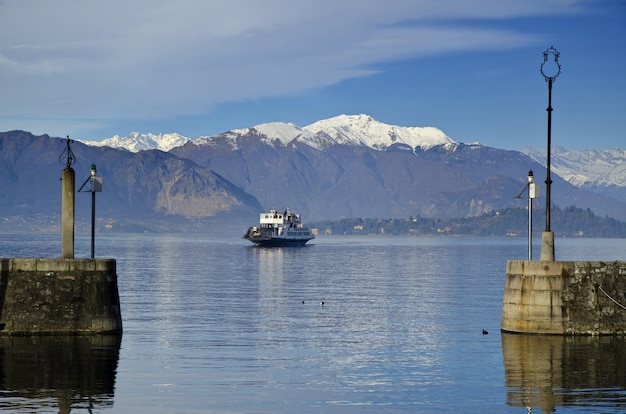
539,46,561,260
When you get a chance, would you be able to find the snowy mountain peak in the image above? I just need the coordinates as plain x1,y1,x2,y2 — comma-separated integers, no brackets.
303,114,454,150
81,132,190,152
231,122,305,146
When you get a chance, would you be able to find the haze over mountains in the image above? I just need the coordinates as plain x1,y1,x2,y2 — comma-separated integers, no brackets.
3,114,626,232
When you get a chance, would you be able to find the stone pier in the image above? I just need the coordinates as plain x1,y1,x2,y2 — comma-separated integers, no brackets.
502,260,626,335
0,258,122,335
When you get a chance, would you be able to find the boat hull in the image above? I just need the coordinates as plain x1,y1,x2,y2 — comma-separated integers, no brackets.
245,236,313,247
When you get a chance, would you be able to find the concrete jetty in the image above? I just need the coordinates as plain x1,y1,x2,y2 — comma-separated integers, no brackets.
0,257,122,335
502,260,626,335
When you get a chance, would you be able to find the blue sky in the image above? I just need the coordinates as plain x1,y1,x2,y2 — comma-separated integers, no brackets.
0,0,624,151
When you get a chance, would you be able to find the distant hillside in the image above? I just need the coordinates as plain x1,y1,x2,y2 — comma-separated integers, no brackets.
313,206,626,238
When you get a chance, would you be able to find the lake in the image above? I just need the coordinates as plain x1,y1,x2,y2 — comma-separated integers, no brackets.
1,232,625,413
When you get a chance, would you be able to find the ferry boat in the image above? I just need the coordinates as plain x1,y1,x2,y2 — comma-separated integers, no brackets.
243,209,315,247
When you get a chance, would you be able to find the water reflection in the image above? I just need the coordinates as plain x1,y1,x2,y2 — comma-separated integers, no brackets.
502,333,626,412
0,335,121,413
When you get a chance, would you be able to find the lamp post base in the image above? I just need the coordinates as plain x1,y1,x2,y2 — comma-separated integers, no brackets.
540,231,555,261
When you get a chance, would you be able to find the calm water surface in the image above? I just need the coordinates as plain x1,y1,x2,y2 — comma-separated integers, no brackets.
1,233,625,413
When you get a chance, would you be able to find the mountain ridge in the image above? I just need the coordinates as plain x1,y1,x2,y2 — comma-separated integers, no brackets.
3,114,626,232
81,114,625,193
82,114,456,153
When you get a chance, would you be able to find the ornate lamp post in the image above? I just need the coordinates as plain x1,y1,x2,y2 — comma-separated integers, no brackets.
539,46,561,261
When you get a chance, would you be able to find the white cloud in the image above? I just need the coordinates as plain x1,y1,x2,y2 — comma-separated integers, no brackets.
0,0,590,131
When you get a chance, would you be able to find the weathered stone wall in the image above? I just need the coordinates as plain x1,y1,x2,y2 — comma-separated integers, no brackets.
564,261,626,335
0,258,122,335
502,260,626,335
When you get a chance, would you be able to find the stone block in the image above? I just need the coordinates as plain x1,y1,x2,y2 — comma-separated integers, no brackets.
70,259,96,272
95,259,116,272
530,290,552,306
36,259,70,272
10,258,37,272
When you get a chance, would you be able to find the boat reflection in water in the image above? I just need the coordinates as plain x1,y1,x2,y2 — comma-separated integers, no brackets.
502,333,626,412
0,335,121,412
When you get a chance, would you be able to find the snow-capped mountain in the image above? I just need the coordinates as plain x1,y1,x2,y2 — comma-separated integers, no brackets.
81,132,189,152
304,114,455,150
82,114,455,153
81,114,626,196
197,114,456,151
523,146,626,188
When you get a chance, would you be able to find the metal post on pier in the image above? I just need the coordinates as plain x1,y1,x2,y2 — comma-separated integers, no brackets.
516,170,539,260
79,163,102,258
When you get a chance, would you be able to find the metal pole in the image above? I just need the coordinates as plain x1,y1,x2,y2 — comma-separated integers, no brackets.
91,187,96,258
79,163,99,258
528,193,532,260
545,77,553,232
515,170,535,260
